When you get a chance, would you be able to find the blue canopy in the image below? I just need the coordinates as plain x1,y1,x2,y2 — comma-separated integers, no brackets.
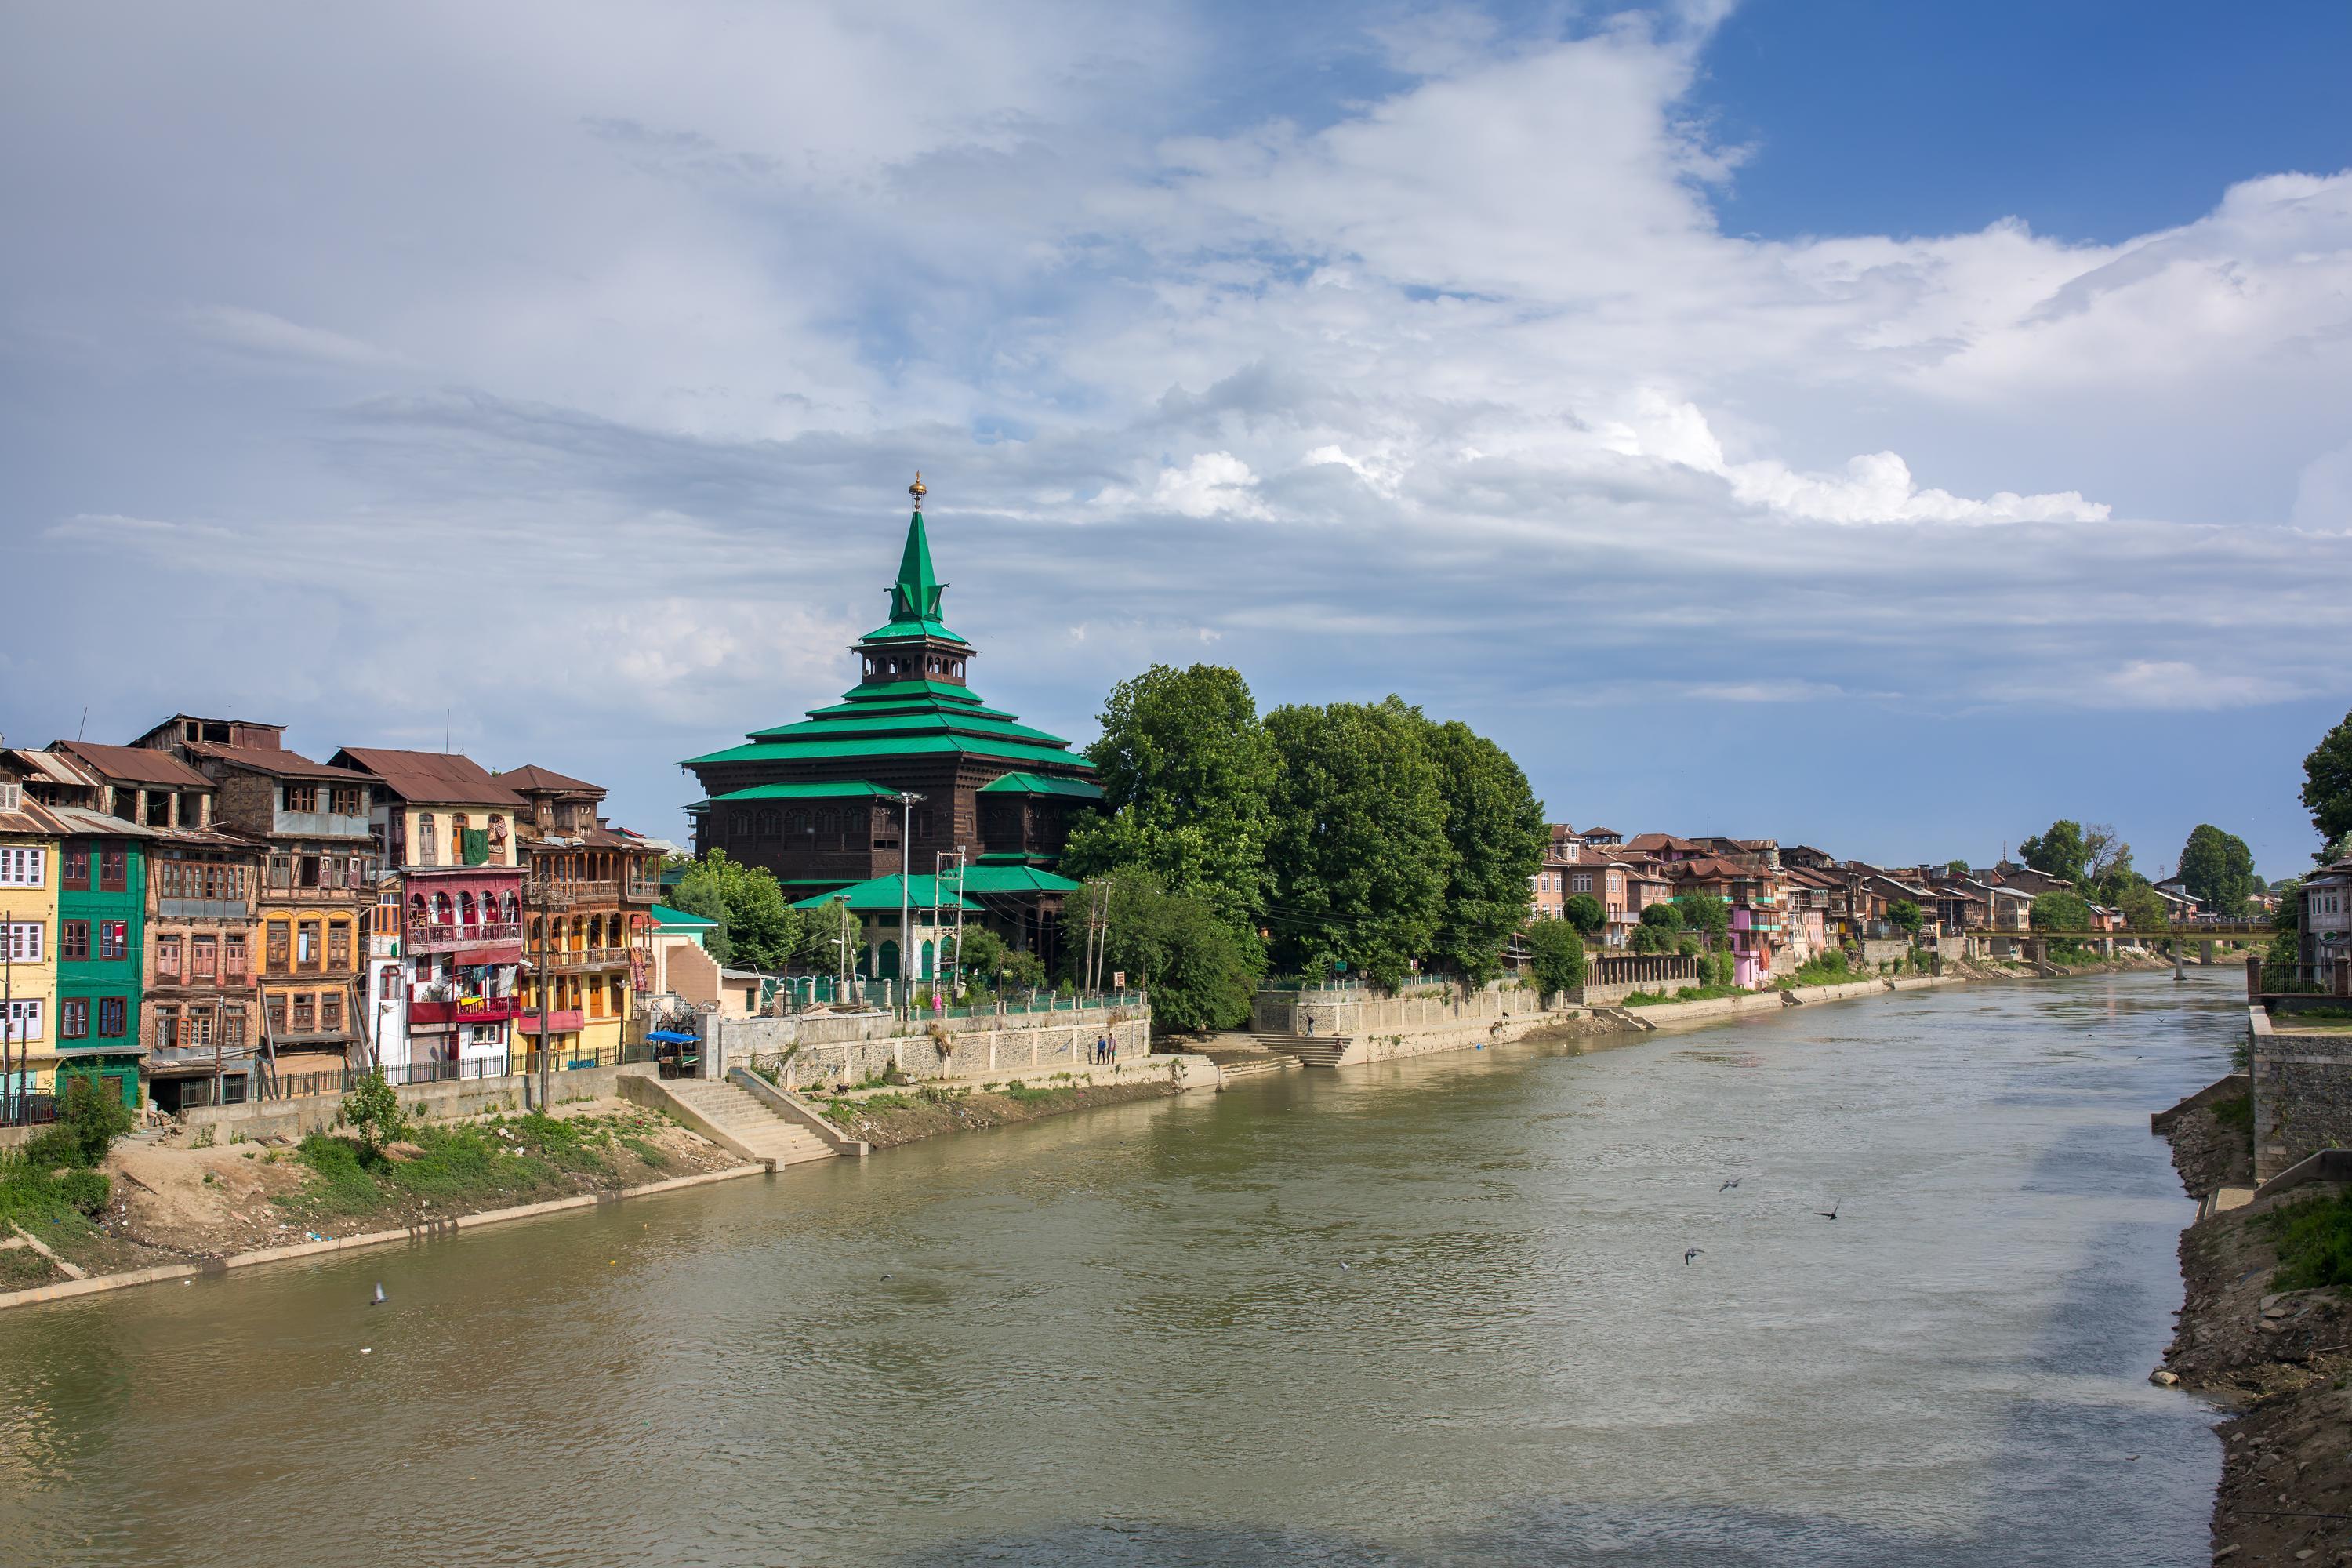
644,1029,699,1044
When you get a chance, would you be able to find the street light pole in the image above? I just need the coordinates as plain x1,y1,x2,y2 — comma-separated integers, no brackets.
893,791,924,1018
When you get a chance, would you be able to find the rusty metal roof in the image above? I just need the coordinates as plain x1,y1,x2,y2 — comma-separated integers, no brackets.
328,747,527,807
186,741,372,782
51,741,215,790
499,764,604,796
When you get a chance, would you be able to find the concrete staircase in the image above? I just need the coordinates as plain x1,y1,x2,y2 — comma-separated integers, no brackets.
641,1077,839,1171
1253,1033,1355,1069
1214,1053,1294,1081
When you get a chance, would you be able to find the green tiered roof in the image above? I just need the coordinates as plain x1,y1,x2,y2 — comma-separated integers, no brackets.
680,503,1095,780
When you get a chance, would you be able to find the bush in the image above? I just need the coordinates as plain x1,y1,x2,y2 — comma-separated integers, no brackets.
53,1168,111,1215
26,1077,136,1169
1523,918,1586,1004
336,1068,408,1156
2266,1190,2352,1291
1561,894,1605,935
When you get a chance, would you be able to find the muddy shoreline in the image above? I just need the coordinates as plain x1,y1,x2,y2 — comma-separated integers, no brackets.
2160,1089,2352,1565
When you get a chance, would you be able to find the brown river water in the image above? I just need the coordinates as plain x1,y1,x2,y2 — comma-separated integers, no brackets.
0,971,2238,1566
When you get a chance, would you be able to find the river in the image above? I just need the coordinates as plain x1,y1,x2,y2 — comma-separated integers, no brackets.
0,971,2239,1566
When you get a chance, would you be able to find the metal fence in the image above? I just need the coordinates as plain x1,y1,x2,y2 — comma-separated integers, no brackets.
265,1044,662,1101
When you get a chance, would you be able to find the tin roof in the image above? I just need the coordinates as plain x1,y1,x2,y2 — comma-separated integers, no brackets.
500,764,604,797
51,741,213,790
329,747,527,807
186,741,370,782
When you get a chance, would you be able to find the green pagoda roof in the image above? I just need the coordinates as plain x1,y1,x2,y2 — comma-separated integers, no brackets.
709,781,898,801
683,734,1086,769
793,874,982,913
679,493,1097,786
978,772,1105,800
860,506,967,645
958,865,1085,895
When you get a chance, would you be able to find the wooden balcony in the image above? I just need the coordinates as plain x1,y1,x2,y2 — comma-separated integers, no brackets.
536,946,633,972
528,879,618,909
407,920,523,953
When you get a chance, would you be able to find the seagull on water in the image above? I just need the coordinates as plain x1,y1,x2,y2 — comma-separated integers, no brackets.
1719,1177,1741,1192
1815,1203,1840,1221
371,1282,387,1306
1684,1248,1704,1265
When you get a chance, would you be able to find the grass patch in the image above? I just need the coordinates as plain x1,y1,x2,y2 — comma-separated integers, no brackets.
1623,984,1746,1007
1000,1081,1076,1106
2265,1189,2352,1291
274,1111,659,1225
1778,953,1869,989
2284,1006,2352,1024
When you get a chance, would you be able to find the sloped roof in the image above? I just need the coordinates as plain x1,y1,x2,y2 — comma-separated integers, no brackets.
46,807,162,839
651,902,719,931
977,772,1105,800
792,873,982,913
710,781,899,801
186,741,369,782
329,747,527,806
501,764,604,796
957,864,1085,895
52,741,212,790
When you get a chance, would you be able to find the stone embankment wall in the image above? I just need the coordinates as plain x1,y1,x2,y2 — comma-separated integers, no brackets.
2247,1005,2352,1183
1251,985,1537,1038
713,1005,1152,1090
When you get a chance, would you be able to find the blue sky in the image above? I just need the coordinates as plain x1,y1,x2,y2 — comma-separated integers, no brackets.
2,1,2348,882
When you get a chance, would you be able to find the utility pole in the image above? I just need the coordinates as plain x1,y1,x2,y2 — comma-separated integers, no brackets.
892,790,924,1018
535,862,550,1112
3,905,13,1125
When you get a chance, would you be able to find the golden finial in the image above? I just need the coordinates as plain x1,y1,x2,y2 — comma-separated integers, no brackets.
909,470,927,506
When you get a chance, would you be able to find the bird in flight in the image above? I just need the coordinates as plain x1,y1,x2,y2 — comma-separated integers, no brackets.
1684,1248,1704,1265
1815,1203,1839,1221
1719,1177,1741,1192
371,1282,387,1307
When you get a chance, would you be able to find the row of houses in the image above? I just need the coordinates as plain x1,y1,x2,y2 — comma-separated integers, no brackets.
1526,825,2209,987
0,714,677,1112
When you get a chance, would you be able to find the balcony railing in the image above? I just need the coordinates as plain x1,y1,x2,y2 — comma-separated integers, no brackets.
527,879,618,909
536,946,633,972
407,920,523,951
623,878,659,904
408,987,526,1025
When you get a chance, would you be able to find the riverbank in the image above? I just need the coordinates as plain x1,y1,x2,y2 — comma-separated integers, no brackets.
2158,1087,2352,1565
0,1098,739,1302
803,1073,1192,1149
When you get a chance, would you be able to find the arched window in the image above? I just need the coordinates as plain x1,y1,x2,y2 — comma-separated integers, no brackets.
457,891,477,925
817,808,837,835
789,810,810,834
409,892,427,924
758,811,779,838
587,914,603,948
529,916,544,949
571,916,587,951
503,891,519,924
433,891,453,924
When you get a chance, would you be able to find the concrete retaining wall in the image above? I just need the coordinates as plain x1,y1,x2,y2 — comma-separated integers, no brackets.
2248,1004,2352,1183
719,1008,1152,1091
1250,986,1530,1038
162,1063,655,1143
1577,975,1701,1007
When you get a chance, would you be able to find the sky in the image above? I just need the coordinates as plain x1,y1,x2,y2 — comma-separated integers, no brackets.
2,1,2348,881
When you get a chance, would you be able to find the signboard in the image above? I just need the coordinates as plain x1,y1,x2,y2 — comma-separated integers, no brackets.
1112,971,1125,987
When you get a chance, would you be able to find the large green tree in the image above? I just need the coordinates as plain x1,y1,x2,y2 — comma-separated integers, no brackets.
2304,710,2352,855
1420,718,1548,989
2029,890,2092,931
2177,824,2256,916
1263,696,1449,988
1059,664,1277,957
1675,891,1730,948
1065,874,1256,1031
1561,894,1606,935
668,850,812,969
2018,821,2089,885
2116,880,2170,931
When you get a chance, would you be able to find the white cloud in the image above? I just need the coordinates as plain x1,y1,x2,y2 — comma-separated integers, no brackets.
1097,452,1272,520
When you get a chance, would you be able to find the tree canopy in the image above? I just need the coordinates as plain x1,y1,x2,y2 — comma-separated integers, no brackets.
2018,821,2088,885
2029,890,2092,931
2305,710,2352,855
1888,899,1923,934
1561,893,1606,935
1059,664,1277,955
1523,919,1587,1004
668,850,819,969
1421,718,1548,989
1263,697,1450,989
2116,881,2169,931
1066,873,1256,1032
2177,824,2256,916
1675,891,1730,946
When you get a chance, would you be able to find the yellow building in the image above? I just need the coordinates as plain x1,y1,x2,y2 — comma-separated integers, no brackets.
0,755,67,1109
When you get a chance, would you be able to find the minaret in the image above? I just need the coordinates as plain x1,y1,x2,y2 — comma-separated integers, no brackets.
856,471,974,686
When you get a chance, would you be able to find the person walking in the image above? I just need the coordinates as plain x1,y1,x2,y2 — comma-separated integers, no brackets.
1303,1011,1316,1037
